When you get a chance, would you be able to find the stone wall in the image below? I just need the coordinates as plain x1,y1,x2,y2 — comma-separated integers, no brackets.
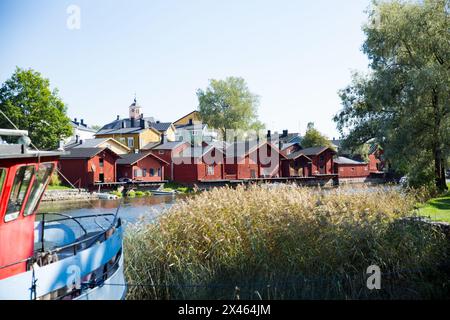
42,189,99,202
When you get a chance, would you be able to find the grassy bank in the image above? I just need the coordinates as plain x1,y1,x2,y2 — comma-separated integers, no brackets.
418,183,450,222
124,185,449,300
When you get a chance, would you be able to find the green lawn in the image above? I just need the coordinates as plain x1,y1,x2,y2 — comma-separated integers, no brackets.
418,183,450,222
46,185,71,190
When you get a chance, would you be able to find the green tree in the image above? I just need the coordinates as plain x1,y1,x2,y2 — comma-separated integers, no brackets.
334,0,449,191
0,67,73,150
197,77,264,138
301,122,333,148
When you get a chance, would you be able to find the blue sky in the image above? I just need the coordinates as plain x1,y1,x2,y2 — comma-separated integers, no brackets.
0,0,371,138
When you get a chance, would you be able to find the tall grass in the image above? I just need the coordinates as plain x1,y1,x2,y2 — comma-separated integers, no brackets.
124,185,449,300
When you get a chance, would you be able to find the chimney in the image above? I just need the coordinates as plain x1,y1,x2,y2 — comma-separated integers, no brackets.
161,133,165,144
130,117,135,128
80,119,85,126
75,135,79,143
283,129,288,137
140,118,145,129
74,118,78,125
121,121,126,129
79,139,83,145
117,115,120,120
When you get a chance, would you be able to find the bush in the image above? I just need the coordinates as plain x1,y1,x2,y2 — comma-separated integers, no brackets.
124,185,449,300
135,191,146,197
49,172,61,186
110,190,123,198
126,190,136,198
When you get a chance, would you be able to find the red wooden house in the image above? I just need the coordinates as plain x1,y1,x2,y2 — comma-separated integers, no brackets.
149,141,190,180
59,147,120,189
333,156,370,178
224,141,286,180
281,146,336,178
116,151,168,182
172,145,225,183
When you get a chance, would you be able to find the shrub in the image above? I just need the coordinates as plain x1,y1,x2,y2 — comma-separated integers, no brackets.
110,190,123,198
135,191,146,197
48,172,61,186
124,185,449,300
126,190,136,198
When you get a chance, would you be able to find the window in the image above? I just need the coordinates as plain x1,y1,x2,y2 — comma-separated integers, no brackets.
134,169,142,177
0,168,6,197
143,169,147,177
351,167,355,171
150,168,155,176
158,168,161,177
319,155,325,162
119,137,126,144
24,163,54,216
5,165,35,222
99,158,104,168
159,150,165,155
207,165,214,176
127,137,134,148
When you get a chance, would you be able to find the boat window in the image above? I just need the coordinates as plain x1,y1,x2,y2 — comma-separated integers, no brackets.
0,168,6,197
5,165,35,222
24,163,54,216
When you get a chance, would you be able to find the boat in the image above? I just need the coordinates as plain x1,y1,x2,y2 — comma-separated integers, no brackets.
97,192,119,200
0,128,126,300
152,190,176,196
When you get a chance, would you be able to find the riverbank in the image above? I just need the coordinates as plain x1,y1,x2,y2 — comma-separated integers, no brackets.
42,189,99,202
418,182,450,222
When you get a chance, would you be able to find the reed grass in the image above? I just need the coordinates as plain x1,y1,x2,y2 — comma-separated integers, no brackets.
124,184,449,300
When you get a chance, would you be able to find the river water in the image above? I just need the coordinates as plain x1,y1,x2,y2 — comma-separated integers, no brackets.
38,195,179,226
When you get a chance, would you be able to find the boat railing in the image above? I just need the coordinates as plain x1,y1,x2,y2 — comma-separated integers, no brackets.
0,213,121,271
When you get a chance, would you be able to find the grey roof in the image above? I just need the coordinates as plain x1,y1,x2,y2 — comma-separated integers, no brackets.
281,142,299,150
141,142,161,150
286,150,312,160
71,120,96,133
61,147,105,159
99,117,155,131
150,122,173,132
334,156,366,165
117,151,168,165
285,146,334,160
301,146,334,156
96,127,147,135
152,141,189,150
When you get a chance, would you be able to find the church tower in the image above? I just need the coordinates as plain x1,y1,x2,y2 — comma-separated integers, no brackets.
129,96,142,120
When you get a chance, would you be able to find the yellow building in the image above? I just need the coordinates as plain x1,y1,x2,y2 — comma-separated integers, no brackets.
95,99,176,152
173,111,201,127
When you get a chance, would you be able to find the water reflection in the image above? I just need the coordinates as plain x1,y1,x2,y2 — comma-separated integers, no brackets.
38,195,179,225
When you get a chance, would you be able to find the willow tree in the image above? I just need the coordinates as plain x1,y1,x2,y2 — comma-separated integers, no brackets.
197,77,264,138
334,0,449,190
